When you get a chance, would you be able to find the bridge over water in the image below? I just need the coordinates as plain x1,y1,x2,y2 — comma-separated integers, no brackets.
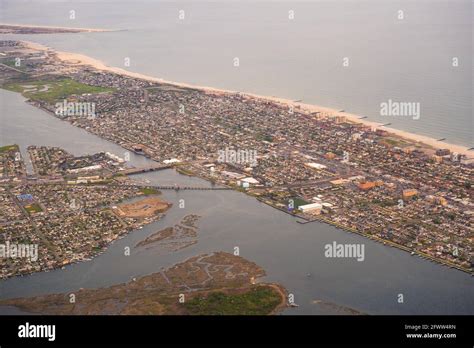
145,185,231,191
121,164,174,175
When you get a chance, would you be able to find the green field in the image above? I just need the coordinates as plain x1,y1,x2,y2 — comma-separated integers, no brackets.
176,167,194,176
183,286,282,315
287,197,309,209
139,187,160,195
25,203,43,213
0,144,19,153
1,59,27,71
2,78,114,103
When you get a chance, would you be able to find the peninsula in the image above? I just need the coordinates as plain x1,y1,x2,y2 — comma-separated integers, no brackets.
0,39,472,275
0,23,111,34
0,252,288,315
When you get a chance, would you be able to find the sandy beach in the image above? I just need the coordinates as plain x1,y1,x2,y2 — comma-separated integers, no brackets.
0,23,112,33
21,40,473,158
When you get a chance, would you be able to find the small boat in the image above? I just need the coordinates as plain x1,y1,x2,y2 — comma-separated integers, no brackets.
411,251,415,255
290,303,299,308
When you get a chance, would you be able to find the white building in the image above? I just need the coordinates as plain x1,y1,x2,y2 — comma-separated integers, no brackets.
163,158,181,164
305,162,327,170
298,203,322,213
241,177,259,184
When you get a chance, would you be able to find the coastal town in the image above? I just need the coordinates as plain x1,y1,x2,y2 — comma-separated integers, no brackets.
0,142,171,279
0,39,473,276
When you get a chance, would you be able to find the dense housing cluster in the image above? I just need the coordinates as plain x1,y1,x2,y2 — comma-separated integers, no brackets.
1,41,473,274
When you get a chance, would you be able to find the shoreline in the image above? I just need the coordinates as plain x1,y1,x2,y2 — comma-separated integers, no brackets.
0,252,288,315
257,197,473,276
21,40,472,157
1,23,112,33
6,40,473,276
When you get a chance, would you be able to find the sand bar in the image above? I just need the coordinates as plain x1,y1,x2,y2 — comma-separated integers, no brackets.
1,23,112,33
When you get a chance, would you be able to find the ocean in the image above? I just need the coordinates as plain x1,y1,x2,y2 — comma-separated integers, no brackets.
1,0,472,146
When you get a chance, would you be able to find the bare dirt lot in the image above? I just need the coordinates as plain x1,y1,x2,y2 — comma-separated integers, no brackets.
114,197,171,218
